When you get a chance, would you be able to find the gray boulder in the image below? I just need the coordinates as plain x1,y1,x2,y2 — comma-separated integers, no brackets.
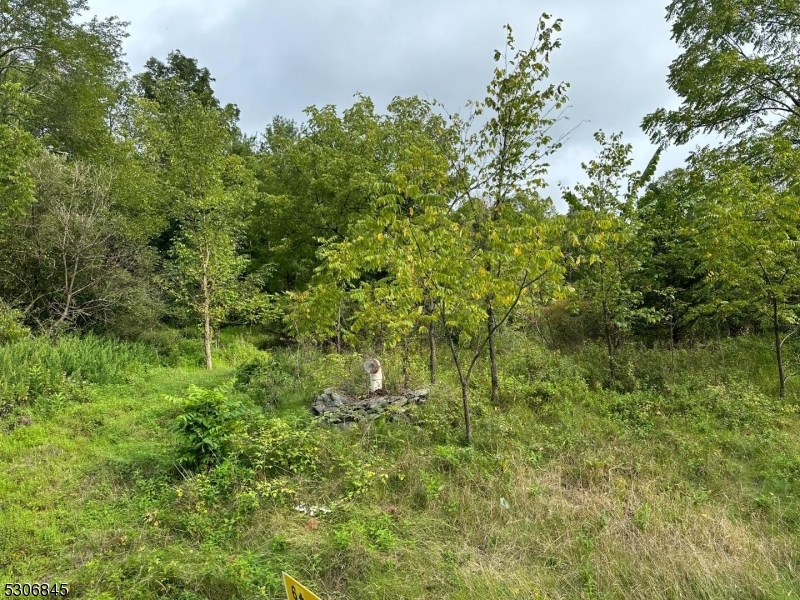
311,387,429,425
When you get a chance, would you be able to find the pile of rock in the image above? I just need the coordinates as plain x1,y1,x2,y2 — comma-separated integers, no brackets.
311,387,429,425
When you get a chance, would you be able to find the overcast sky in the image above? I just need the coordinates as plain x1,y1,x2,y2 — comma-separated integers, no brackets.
86,0,714,210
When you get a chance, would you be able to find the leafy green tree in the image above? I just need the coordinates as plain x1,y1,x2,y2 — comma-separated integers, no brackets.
251,95,457,294
438,204,562,441
0,1,119,87
563,131,661,381
294,19,570,440
452,16,570,403
287,97,457,372
250,97,384,293
1,0,129,157
643,0,800,397
0,83,39,230
138,51,219,110
643,0,800,143
636,168,707,345
135,84,257,369
297,182,448,380
689,135,800,397
297,172,562,445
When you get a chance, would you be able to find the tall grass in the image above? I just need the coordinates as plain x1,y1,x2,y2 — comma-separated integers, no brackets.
2,329,799,599
0,334,157,411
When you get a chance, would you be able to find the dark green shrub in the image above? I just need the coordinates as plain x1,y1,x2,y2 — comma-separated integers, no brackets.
136,327,185,366
541,299,603,350
169,384,257,469
498,333,588,406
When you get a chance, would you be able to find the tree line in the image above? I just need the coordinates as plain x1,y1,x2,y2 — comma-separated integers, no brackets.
2,0,799,442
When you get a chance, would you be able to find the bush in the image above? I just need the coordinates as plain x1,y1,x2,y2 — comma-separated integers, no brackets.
700,381,794,430
0,301,29,345
169,384,258,469
250,417,319,478
136,327,187,366
599,380,795,436
498,333,588,406
234,353,294,407
541,299,603,350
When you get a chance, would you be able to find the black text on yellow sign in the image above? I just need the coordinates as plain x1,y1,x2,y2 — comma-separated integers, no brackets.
282,572,321,600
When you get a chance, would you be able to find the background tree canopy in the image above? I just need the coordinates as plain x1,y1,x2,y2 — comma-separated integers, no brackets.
0,0,798,413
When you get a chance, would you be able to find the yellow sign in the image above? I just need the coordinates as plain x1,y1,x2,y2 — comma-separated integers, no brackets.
283,572,321,600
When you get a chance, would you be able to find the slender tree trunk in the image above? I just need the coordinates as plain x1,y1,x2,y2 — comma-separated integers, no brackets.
669,315,676,386
426,297,437,384
487,305,500,404
602,299,614,381
336,302,343,354
428,322,437,384
460,380,472,446
599,262,614,382
443,318,473,445
53,249,78,329
201,271,213,370
402,337,410,389
54,295,72,329
772,295,786,398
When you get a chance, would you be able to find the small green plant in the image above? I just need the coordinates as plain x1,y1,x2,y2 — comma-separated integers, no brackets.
366,513,397,551
234,352,294,407
633,503,652,531
434,444,475,471
332,525,355,550
251,417,319,478
420,469,442,501
169,383,255,469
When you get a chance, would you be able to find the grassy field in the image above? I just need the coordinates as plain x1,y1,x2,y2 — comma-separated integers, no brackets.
1,331,799,599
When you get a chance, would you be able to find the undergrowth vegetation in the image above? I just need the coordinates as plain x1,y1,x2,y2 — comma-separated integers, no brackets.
0,335,157,421
1,330,799,599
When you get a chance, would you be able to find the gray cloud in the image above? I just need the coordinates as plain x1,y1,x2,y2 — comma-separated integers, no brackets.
88,0,709,209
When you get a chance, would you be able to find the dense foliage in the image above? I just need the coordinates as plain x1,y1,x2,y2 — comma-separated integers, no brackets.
0,0,797,428
2,2,800,597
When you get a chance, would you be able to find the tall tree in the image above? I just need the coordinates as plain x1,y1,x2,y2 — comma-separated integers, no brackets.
134,82,256,369
0,83,38,231
563,131,661,382
452,15,571,403
1,0,129,157
251,94,458,294
636,168,707,345
289,108,456,377
643,0,800,144
138,51,219,110
689,135,800,397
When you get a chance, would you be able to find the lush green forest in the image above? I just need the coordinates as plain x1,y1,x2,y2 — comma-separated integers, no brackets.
1,1,799,598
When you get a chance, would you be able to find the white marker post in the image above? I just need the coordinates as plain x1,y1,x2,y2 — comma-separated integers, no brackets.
363,358,383,393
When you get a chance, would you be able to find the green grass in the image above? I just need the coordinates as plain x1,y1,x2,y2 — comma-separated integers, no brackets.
1,331,799,599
